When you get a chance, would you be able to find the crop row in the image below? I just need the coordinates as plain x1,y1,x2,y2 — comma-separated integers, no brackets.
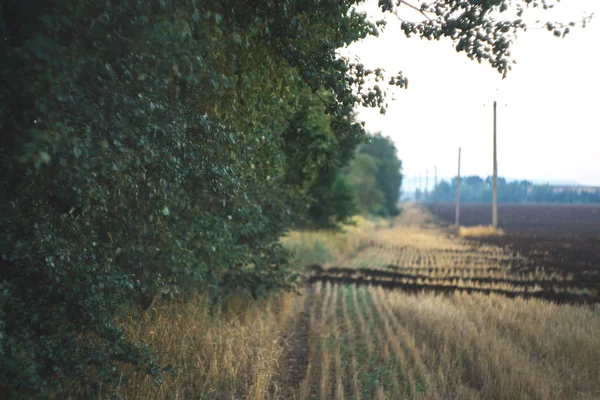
308,275,599,305
309,266,597,293
297,282,600,399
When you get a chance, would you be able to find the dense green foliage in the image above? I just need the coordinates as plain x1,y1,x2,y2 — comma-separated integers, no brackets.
348,153,386,213
426,176,600,204
0,0,397,396
282,91,362,229
359,133,403,216
0,0,580,397
346,133,403,217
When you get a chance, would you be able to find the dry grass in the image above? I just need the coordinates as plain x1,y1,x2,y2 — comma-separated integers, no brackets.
302,282,600,400
69,292,303,400
383,288,600,399
281,215,378,269
459,225,505,237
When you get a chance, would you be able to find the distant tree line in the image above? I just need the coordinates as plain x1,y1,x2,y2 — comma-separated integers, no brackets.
419,176,600,204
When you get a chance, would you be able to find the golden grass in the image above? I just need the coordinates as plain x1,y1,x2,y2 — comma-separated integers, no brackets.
281,215,381,270
385,289,600,399
304,283,600,400
459,225,505,237
367,288,415,398
70,292,303,400
297,284,321,400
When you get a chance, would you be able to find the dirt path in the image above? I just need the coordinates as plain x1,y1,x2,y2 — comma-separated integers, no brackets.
278,285,313,397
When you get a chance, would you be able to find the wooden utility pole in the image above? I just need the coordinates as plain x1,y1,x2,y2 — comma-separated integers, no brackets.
425,169,429,199
492,101,498,228
455,147,461,227
434,166,438,205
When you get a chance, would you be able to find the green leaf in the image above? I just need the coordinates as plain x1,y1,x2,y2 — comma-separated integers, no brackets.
192,10,201,24
39,151,51,164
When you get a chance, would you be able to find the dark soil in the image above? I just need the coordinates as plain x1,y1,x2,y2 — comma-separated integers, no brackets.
386,265,508,273
308,273,599,305
472,233,600,290
427,203,600,296
428,203,600,235
316,266,598,292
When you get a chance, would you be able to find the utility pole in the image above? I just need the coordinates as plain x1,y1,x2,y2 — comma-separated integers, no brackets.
426,169,429,200
434,166,438,205
492,101,498,228
455,147,461,227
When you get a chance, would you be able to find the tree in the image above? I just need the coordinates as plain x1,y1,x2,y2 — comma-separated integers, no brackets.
329,174,360,224
282,90,362,229
381,0,589,77
436,181,453,202
359,133,403,216
347,153,386,213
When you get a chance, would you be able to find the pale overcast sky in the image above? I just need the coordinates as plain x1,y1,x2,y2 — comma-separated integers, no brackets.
344,0,599,189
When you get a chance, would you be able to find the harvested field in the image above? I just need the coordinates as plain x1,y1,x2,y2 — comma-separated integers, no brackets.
428,202,600,292
285,204,600,400
308,267,599,305
297,282,600,400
